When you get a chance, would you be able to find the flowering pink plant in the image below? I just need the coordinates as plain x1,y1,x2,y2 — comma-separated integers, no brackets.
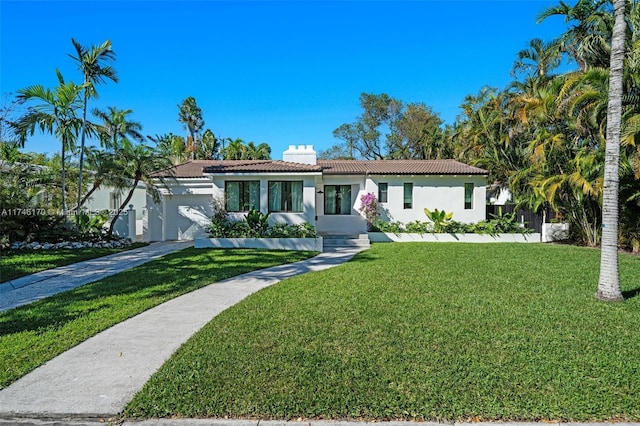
358,192,379,229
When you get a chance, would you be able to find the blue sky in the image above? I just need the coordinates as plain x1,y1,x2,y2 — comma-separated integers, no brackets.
1,0,572,160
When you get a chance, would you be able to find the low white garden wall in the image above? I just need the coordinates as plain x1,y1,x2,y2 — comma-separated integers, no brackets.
194,237,323,252
368,233,541,243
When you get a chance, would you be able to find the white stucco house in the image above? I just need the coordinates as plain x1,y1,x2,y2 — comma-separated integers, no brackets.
143,145,488,242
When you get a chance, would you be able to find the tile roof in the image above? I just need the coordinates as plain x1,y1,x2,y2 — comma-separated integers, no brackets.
152,159,486,178
204,160,322,173
317,160,487,175
151,160,322,178
150,160,221,178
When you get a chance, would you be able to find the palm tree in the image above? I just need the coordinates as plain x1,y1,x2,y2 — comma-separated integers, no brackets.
511,38,563,80
14,70,84,222
93,106,143,151
72,147,128,211
177,97,204,160
69,38,118,215
198,129,221,160
149,133,188,165
108,140,172,235
245,141,271,160
538,0,613,71
597,0,626,302
223,138,247,160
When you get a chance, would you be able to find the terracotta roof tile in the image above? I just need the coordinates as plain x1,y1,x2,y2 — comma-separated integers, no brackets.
150,160,222,178
204,160,322,173
317,160,487,175
152,159,486,178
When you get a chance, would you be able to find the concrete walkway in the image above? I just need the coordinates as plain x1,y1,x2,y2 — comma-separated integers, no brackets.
0,241,193,312
0,248,363,423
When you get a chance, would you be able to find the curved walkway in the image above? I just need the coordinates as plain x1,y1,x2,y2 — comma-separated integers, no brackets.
0,241,193,312
0,247,364,423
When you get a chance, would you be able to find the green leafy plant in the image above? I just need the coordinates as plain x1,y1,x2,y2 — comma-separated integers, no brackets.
424,208,453,233
371,219,404,234
266,222,317,238
209,211,316,239
405,220,429,234
443,220,474,234
74,210,109,240
245,208,270,237
485,208,529,234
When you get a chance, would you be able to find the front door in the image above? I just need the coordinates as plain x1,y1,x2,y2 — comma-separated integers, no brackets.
316,185,367,235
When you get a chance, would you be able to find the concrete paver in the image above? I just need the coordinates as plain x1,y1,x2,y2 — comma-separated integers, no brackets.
0,241,192,312
0,248,362,420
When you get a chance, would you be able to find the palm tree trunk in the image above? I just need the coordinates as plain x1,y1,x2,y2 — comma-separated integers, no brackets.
71,181,101,212
596,0,626,302
60,139,69,227
108,179,138,236
76,89,89,213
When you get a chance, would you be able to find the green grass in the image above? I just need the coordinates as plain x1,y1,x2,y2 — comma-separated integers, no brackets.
0,248,316,389
0,243,148,283
125,243,640,422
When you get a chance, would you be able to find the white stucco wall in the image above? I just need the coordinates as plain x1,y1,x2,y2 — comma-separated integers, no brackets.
363,175,486,225
144,177,215,241
83,183,146,220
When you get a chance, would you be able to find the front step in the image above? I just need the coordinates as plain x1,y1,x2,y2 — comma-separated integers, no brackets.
322,234,370,251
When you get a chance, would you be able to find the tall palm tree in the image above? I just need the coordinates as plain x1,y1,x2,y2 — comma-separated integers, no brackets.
597,0,626,302
93,106,143,151
538,0,613,71
511,38,563,80
14,70,84,222
108,140,172,235
177,96,204,160
69,38,118,215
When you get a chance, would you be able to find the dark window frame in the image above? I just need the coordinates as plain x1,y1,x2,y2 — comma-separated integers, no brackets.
403,183,413,209
464,183,474,210
225,180,260,212
324,184,352,215
268,180,304,213
378,182,388,203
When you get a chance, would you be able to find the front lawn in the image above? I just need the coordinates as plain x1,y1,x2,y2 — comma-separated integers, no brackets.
125,243,640,422
0,248,316,389
0,243,148,283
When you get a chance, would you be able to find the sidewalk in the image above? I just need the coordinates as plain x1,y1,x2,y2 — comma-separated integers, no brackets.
0,248,363,423
0,241,193,312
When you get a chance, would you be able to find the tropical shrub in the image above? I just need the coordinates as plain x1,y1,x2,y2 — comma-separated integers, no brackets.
423,208,453,232
75,210,110,239
266,222,317,238
404,220,430,234
371,220,404,234
245,209,270,236
369,207,531,236
443,220,475,234
209,211,316,238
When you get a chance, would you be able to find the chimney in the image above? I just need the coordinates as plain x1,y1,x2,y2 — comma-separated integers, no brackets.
282,144,317,165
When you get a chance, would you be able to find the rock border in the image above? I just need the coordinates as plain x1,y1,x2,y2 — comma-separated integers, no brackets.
9,238,134,251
